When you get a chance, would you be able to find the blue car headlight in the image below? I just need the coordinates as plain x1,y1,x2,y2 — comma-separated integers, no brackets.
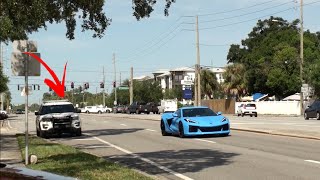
221,117,228,122
184,118,197,123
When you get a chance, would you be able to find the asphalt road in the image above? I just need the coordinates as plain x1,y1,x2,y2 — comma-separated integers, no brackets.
8,114,320,180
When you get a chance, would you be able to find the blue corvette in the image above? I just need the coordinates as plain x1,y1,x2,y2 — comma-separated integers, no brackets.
160,106,230,137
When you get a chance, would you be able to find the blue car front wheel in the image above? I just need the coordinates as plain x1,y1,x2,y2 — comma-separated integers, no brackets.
179,122,185,138
161,120,170,136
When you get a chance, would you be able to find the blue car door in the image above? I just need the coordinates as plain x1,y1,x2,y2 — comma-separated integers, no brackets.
170,109,181,133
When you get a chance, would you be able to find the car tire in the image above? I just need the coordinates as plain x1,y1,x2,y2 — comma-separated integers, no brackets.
304,112,309,120
36,129,40,137
98,111,102,114
178,122,185,138
241,113,244,117
237,113,240,117
75,129,82,136
250,115,252,117
39,131,48,139
161,120,169,136
106,110,111,113
317,112,320,120
136,109,140,114
220,133,229,137
86,111,89,114
255,113,258,117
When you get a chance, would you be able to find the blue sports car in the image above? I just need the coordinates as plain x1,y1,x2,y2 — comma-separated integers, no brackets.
160,106,230,137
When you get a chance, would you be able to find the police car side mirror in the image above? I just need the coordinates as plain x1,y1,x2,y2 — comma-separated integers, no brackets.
35,111,39,115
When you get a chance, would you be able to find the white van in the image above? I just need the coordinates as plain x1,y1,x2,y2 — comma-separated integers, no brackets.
159,99,178,113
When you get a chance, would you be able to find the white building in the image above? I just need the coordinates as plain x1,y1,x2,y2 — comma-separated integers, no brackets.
153,66,225,92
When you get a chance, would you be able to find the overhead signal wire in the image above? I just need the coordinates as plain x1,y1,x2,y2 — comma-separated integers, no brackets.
197,1,294,24
118,15,193,61
196,0,281,17
197,0,320,31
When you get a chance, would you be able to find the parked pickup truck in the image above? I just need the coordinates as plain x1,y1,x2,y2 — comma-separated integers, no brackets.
127,102,149,114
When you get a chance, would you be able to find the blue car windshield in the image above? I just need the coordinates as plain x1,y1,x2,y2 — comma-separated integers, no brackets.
182,108,217,117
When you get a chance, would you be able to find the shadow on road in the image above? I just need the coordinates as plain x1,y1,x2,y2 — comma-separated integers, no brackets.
83,128,145,136
103,148,239,175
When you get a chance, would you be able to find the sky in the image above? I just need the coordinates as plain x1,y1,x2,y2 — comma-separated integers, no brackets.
2,0,320,105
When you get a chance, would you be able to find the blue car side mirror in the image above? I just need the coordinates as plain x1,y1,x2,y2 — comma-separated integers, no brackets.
217,112,222,115
173,113,178,117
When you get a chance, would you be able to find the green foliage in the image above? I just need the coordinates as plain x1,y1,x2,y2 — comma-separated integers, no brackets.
225,16,320,98
0,68,8,93
200,69,220,99
0,0,175,42
163,86,183,100
223,63,247,99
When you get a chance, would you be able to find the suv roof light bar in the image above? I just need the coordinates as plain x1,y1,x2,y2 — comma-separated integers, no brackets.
43,99,70,103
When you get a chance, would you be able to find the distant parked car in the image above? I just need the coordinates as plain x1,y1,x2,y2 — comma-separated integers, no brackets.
127,101,149,114
0,113,8,120
113,105,126,113
304,100,320,120
83,106,112,114
147,102,159,114
0,110,7,114
237,103,257,117
15,109,25,114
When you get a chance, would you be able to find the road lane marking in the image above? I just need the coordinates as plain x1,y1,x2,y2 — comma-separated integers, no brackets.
120,124,127,126
73,138,96,141
145,129,156,132
195,139,216,144
305,160,320,164
87,134,193,180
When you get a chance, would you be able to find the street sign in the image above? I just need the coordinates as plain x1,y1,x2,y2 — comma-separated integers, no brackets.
181,76,194,85
11,52,41,76
183,89,193,100
118,86,129,90
113,101,117,105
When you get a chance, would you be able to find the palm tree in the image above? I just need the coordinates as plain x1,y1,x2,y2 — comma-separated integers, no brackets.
200,69,220,99
223,63,247,100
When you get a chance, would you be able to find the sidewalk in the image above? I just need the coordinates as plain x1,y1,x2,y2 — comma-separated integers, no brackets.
0,121,24,167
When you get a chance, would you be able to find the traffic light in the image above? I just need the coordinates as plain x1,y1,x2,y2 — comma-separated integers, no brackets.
33,85,36,90
18,85,20,90
113,81,116,88
100,82,104,88
84,83,89,89
64,86,66,91
38,85,40,90
71,82,74,89
49,87,52,91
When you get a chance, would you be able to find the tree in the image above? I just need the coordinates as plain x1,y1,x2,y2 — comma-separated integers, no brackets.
0,0,175,42
0,67,8,93
226,16,320,98
200,69,220,99
223,63,247,100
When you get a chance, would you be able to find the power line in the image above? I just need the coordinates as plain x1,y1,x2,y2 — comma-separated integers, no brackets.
197,0,281,17
119,15,193,61
198,1,293,24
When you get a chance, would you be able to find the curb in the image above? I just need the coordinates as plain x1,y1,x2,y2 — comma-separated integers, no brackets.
231,128,320,141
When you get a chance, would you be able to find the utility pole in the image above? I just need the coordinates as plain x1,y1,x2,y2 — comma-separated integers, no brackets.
0,42,4,111
130,67,133,105
196,15,201,106
113,53,117,106
24,46,29,165
120,72,122,86
300,0,304,115
102,66,105,107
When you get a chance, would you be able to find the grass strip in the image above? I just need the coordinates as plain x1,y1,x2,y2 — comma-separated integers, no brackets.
16,134,152,180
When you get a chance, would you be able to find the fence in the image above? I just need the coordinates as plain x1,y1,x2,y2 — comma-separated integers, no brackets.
202,99,235,114
235,101,301,115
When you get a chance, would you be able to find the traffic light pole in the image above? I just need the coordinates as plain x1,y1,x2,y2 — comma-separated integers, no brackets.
113,53,117,106
103,66,105,107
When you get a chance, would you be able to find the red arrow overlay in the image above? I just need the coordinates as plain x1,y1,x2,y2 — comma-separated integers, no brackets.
23,52,67,98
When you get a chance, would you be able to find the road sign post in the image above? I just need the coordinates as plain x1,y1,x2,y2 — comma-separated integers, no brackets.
11,40,40,165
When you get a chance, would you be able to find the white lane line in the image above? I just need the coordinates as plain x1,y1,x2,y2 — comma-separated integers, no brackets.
88,134,193,180
120,124,127,126
305,160,320,165
195,139,216,144
73,138,96,141
145,129,157,132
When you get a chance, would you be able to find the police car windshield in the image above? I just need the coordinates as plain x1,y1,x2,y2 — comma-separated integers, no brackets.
40,104,74,114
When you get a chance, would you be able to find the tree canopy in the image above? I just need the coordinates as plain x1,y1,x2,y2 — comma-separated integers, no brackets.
225,16,320,99
0,0,175,42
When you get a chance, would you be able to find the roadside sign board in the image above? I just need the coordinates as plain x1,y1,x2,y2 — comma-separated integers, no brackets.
183,89,193,100
11,52,41,76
